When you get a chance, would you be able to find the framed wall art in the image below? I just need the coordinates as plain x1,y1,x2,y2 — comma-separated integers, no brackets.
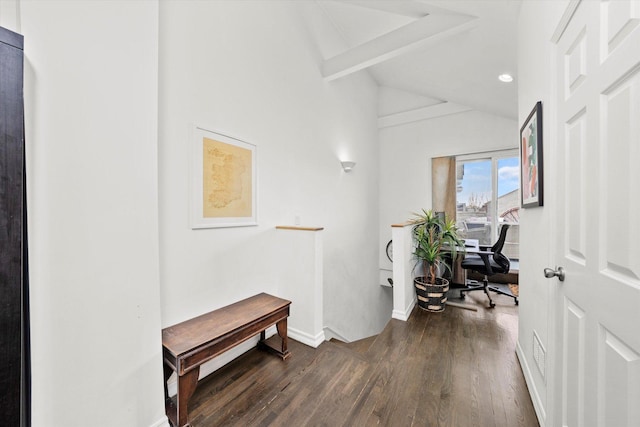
191,126,257,228
520,101,543,208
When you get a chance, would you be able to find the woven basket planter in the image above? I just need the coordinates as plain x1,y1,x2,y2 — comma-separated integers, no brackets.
414,277,449,312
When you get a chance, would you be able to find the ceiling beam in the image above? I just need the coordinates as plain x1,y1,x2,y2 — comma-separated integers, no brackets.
378,102,473,128
340,0,431,18
341,0,468,18
322,13,479,81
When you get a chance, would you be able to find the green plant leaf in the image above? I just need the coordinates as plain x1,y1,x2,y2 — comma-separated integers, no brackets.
410,209,464,284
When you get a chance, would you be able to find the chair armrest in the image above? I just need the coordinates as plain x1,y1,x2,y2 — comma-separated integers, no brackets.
466,250,494,256
468,250,495,274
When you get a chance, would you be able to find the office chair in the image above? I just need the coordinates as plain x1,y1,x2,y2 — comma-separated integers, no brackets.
459,224,518,308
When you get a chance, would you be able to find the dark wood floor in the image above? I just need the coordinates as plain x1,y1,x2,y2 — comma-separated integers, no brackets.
187,290,539,426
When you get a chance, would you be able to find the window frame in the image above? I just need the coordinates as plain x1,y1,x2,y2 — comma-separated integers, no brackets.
456,148,519,250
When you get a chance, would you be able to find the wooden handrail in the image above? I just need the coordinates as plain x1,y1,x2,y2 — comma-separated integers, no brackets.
275,226,324,231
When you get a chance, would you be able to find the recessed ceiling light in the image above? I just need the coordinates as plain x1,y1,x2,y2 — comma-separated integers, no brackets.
499,73,514,83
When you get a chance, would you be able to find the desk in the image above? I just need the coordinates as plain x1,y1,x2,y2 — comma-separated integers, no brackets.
462,238,480,251
449,239,479,286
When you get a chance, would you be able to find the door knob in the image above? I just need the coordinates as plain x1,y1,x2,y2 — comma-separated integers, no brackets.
544,266,565,281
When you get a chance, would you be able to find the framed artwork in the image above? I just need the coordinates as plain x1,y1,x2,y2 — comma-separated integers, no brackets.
191,126,257,228
520,101,543,208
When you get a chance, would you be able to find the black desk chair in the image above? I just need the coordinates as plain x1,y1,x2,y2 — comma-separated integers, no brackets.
460,224,518,308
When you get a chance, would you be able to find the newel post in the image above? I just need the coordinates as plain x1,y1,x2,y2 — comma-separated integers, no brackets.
275,226,325,347
391,223,416,321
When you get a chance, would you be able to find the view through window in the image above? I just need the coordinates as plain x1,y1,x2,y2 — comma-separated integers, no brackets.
456,150,520,260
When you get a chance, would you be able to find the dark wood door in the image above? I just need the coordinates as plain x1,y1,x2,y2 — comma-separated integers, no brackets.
0,25,29,426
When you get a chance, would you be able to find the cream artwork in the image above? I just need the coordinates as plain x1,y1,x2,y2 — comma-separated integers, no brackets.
202,137,252,218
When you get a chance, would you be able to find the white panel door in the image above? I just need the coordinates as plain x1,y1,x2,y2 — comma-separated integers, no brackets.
552,1,640,426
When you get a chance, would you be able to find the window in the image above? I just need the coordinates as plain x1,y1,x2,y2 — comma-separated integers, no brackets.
456,150,520,260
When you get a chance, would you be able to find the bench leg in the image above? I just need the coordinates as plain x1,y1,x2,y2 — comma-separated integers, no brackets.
176,367,200,427
276,318,291,360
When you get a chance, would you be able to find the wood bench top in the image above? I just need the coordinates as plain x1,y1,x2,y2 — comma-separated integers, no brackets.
162,293,291,356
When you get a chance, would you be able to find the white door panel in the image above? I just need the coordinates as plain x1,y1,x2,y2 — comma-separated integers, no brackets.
598,327,640,426
553,1,640,426
563,299,586,427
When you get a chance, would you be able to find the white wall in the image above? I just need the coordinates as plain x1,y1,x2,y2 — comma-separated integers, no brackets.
19,1,167,426
4,1,530,424
158,1,390,341
379,110,518,266
4,1,393,424
516,1,569,426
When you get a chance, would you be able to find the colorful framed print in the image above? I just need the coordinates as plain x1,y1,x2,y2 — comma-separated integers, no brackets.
520,102,543,208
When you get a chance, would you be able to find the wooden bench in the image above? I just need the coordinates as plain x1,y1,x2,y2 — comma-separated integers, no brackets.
162,293,292,427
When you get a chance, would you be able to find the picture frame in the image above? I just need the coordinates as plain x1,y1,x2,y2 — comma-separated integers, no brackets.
191,125,257,229
520,101,543,208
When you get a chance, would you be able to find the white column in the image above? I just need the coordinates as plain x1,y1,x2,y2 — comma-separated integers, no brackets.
276,226,325,347
391,223,416,321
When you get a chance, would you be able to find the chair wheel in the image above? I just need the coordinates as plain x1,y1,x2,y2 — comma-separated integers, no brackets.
489,301,496,308
459,293,466,299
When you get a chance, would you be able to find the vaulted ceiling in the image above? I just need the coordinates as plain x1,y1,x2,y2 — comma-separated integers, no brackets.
318,0,521,124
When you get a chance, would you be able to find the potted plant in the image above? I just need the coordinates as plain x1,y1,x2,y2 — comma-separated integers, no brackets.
411,209,464,312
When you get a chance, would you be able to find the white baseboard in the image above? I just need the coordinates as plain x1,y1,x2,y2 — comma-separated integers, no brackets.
516,340,546,427
392,298,416,321
149,416,170,427
288,327,325,348
323,326,350,343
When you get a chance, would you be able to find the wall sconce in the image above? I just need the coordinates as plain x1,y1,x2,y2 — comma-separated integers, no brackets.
341,161,356,172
